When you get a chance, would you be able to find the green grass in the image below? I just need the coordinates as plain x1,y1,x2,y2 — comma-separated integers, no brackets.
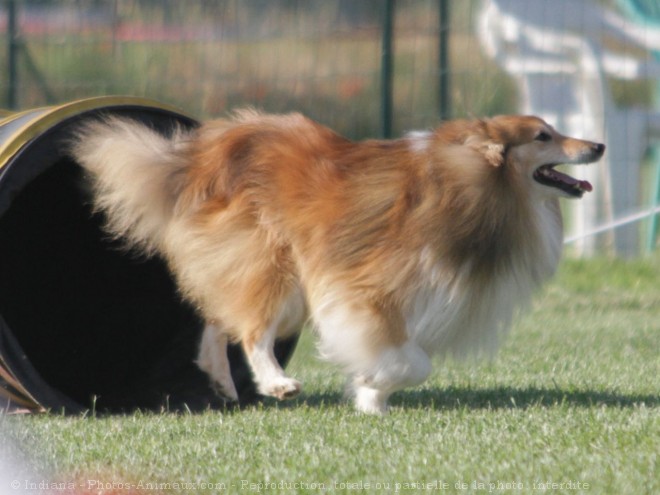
2,257,659,494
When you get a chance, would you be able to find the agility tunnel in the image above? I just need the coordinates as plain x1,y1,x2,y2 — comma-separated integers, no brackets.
0,97,298,413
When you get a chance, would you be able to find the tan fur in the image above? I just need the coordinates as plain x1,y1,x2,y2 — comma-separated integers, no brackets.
70,112,604,413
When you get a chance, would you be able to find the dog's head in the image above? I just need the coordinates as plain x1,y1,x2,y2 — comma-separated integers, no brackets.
474,115,605,199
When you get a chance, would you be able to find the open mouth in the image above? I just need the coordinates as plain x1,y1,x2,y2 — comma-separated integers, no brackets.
533,164,593,198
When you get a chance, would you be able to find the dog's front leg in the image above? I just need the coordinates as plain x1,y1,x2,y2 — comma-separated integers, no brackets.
348,341,432,414
312,292,432,414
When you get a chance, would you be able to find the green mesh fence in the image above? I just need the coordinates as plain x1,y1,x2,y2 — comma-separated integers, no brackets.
0,0,513,140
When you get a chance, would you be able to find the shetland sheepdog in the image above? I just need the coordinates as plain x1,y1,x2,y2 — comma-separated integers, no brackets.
71,111,604,414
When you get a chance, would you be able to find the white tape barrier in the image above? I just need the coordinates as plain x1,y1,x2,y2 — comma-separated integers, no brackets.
564,205,660,244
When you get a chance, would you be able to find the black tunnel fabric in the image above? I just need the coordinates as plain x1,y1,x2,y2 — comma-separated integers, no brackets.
0,97,297,413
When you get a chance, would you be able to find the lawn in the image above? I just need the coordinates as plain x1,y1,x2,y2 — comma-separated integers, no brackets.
1,256,659,494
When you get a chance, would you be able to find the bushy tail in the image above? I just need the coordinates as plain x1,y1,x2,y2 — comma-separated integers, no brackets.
70,116,192,255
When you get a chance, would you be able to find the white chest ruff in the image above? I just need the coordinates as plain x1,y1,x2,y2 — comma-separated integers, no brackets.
406,201,563,358
405,272,524,357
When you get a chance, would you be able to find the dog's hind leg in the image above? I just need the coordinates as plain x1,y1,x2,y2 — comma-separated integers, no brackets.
185,203,307,401
241,290,307,400
197,323,239,401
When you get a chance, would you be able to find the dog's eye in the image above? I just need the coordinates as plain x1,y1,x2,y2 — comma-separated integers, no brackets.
535,131,552,142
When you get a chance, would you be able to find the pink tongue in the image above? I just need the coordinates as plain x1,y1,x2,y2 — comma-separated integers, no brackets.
579,179,593,192
550,168,592,192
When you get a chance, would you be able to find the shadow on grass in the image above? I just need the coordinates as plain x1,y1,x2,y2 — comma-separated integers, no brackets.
284,386,659,411
394,386,659,410
66,385,657,416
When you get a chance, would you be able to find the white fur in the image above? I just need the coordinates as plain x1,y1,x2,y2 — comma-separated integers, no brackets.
71,117,191,254
350,342,432,414
407,130,433,154
197,325,239,401
310,283,383,373
244,290,307,399
312,286,433,413
407,199,562,358
310,282,434,413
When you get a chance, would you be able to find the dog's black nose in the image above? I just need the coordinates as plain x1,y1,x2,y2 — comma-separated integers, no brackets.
593,143,606,155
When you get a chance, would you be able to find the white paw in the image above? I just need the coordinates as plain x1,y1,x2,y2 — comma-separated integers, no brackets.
259,376,302,400
354,386,389,415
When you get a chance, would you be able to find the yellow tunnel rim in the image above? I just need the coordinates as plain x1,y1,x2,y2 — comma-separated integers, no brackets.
0,96,193,171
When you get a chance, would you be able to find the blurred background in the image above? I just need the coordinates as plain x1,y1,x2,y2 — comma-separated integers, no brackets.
0,0,659,256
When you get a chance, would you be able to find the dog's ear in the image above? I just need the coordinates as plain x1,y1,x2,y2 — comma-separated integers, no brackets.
478,141,506,167
437,118,506,167
465,124,506,167
471,118,508,167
